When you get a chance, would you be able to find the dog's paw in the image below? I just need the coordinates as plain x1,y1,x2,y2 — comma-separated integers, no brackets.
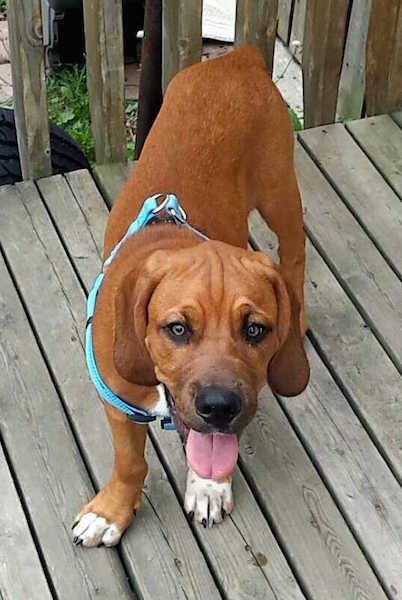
184,468,233,528
72,512,123,548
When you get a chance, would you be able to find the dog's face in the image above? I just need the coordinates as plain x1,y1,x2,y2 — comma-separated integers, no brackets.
145,244,282,434
111,240,309,479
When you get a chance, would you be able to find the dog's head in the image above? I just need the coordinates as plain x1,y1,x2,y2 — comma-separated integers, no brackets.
109,240,309,478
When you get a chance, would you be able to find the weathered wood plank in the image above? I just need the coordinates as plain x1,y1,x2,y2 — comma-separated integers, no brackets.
92,162,131,208
1,180,220,600
392,110,402,128
302,0,350,128
7,0,51,179
83,0,126,163
0,246,132,599
162,0,202,92
239,387,386,600
366,0,402,115
0,443,52,600
250,210,402,483
277,0,293,43
295,142,402,371
42,170,306,600
299,123,402,279
347,115,402,200
235,0,278,73
289,0,305,62
336,0,371,121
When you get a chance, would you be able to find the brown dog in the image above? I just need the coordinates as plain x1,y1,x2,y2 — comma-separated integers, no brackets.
72,45,309,547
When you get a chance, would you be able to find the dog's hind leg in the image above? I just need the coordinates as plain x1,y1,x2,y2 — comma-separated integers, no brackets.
251,92,307,334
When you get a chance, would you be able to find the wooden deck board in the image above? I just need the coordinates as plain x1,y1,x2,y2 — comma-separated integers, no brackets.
295,142,402,372
0,181,220,600
41,169,307,600
347,115,402,200
1,112,401,599
299,123,402,279
0,442,52,600
0,248,132,599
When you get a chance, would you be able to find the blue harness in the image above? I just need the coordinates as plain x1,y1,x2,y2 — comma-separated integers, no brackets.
85,194,207,430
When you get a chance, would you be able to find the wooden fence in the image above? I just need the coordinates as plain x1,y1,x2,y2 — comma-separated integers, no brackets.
7,0,402,181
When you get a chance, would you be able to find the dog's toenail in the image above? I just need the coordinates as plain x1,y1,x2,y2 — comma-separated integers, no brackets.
202,518,207,528
71,520,79,530
188,511,194,521
221,508,226,520
73,536,82,546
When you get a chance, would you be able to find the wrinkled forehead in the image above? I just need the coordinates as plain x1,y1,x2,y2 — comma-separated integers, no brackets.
149,244,277,316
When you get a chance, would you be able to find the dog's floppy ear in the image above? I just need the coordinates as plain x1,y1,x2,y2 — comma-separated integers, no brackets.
266,264,309,397
112,251,169,386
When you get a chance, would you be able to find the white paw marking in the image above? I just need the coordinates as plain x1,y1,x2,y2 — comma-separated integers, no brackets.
184,468,233,528
72,512,122,548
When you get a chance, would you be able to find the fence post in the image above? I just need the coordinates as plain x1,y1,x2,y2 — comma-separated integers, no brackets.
366,0,402,116
336,0,371,121
235,0,279,73
7,0,51,180
162,0,202,92
83,0,126,164
302,0,350,128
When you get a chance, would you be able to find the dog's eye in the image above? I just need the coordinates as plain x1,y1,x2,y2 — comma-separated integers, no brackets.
164,321,192,342
244,322,269,344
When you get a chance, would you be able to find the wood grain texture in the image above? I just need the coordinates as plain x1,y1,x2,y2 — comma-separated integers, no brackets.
299,123,402,279
366,0,402,115
250,210,402,484
302,0,350,128
295,142,402,371
162,0,202,91
0,443,52,600
347,115,402,200
239,387,385,600
235,0,278,73
93,162,131,207
0,242,132,599
277,0,293,43
83,0,126,163
336,0,371,120
42,170,305,600
7,178,220,600
7,0,51,179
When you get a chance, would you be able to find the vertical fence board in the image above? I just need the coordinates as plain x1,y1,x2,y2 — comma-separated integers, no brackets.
277,0,293,44
162,0,202,92
289,0,305,62
235,0,278,73
83,0,126,164
7,0,51,180
337,0,371,121
366,0,402,116
303,0,350,128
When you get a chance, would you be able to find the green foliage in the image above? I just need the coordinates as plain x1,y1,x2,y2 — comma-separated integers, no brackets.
0,0,6,17
47,66,94,160
288,107,303,132
47,65,138,163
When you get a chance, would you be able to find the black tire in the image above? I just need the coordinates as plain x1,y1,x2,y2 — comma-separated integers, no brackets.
0,108,91,186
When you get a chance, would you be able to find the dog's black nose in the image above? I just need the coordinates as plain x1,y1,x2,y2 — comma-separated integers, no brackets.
195,386,242,428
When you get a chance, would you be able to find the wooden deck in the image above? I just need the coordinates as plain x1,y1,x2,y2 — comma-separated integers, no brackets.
1,114,401,600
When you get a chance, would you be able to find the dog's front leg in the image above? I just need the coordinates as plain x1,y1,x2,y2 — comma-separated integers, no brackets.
184,468,234,528
72,404,148,547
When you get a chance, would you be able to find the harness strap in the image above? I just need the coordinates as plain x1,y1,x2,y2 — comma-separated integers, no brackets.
85,194,205,429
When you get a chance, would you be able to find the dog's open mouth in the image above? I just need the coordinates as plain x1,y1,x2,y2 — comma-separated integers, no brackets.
185,429,239,480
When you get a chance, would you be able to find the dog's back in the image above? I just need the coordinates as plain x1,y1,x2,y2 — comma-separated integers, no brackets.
107,46,294,254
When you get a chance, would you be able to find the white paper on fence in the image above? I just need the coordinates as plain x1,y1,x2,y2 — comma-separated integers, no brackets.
202,0,236,42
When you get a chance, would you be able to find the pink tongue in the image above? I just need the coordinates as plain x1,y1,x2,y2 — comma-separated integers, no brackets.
186,429,239,480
